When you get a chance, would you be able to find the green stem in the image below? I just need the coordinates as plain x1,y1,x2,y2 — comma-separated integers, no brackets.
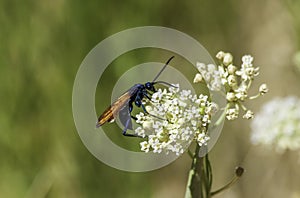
184,145,212,198
214,109,226,127
210,167,244,197
204,155,212,197
188,149,194,159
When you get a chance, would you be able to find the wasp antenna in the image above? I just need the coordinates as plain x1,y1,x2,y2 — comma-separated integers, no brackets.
154,81,177,88
152,56,175,82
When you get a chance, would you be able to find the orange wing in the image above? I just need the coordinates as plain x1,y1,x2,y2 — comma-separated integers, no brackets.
96,91,132,128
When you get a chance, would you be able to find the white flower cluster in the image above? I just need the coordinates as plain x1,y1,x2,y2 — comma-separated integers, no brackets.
194,51,268,121
135,85,217,155
194,63,222,91
251,96,300,153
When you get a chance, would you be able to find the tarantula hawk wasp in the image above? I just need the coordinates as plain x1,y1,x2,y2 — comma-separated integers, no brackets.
96,56,176,137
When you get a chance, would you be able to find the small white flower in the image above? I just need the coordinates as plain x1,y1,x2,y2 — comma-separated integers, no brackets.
152,90,163,102
140,141,150,152
243,110,254,119
242,55,254,66
180,90,192,100
235,90,247,101
259,83,269,95
226,108,239,120
245,67,255,76
136,112,146,124
205,103,219,115
207,64,216,72
196,62,207,72
226,92,236,102
218,66,228,85
195,62,222,91
197,132,210,146
135,127,146,137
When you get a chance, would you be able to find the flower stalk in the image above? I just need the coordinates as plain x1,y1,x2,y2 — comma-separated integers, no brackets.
185,146,212,198
210,167,244,197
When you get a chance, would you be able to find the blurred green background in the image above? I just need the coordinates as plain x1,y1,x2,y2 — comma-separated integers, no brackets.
1,0,300,197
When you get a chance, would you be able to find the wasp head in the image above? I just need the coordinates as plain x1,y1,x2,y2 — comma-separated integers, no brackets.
145,82,156,92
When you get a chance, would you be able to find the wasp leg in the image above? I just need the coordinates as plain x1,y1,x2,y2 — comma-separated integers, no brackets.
131,115,137,120
140,103,165,120
143,91,164,108
128,100,137,120
122,116,144,138
143,91,152,101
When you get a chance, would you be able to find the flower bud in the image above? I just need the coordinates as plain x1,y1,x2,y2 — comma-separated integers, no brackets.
223,53,233,66
145,105,153,112
216,51,225,60
193,73,203,83
227,64,237,74
142,121,153,131
259,83,269,95
227,75,237,87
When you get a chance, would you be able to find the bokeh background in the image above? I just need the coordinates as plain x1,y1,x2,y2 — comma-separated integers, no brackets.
1,0,300,197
